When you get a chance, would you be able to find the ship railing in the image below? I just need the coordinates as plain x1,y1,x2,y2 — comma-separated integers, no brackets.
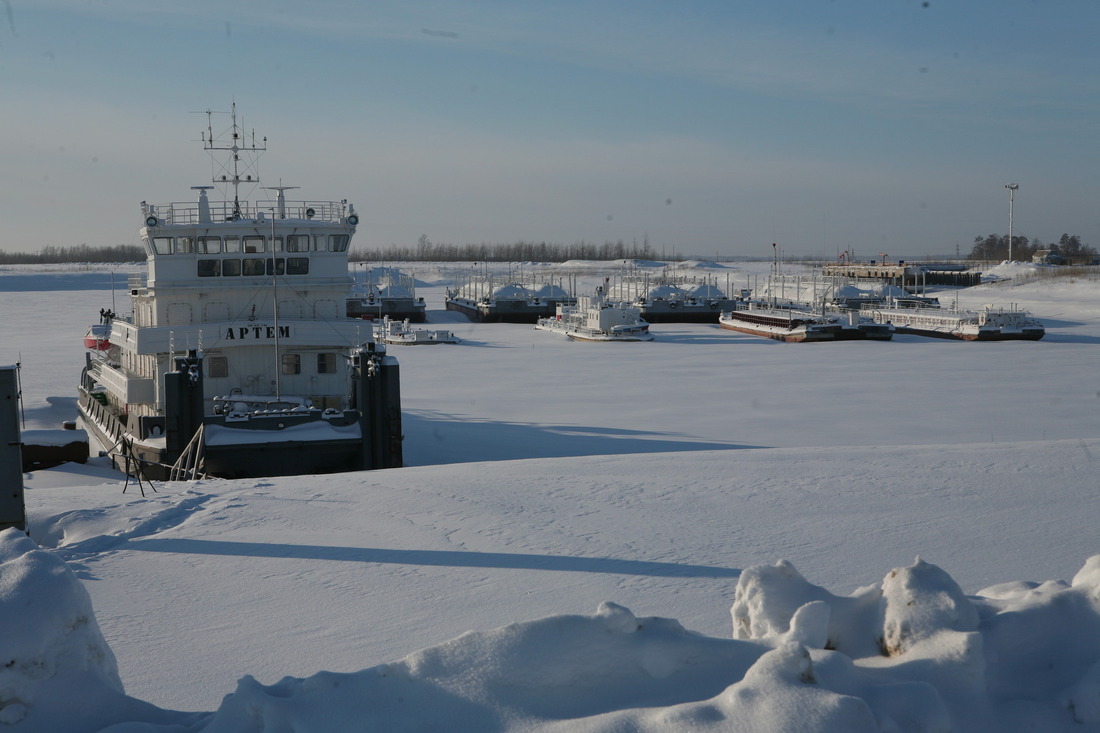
147,199,350,225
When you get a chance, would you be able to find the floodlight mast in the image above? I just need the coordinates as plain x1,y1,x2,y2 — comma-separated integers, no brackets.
1005,184,1019,261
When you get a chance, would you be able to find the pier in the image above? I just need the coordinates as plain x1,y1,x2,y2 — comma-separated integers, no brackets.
821,263,981,288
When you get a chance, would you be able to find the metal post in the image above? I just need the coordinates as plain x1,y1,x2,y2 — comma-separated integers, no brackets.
1005,184,1019,261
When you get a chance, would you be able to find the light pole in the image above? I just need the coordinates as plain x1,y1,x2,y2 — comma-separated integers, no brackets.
1005,183,1019,261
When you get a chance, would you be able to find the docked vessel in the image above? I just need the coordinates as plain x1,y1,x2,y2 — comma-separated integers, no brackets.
77,105,403,480
347,266,426,322
445,275,573,323
862,299,1045,341
535,285,653,342
374,317,459,345
718,301,843,342
604,272,737,323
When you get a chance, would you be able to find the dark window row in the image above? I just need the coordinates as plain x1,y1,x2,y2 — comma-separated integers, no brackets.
198,257,310,277
154,234,349,255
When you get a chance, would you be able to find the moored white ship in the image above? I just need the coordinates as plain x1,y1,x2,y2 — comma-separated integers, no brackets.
77,105,403,480
862,299,1045,341
535,285,653,342
374,317,459,345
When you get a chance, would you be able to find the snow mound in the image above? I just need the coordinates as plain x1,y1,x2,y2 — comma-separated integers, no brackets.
10,541,1100,731
0,528,189,732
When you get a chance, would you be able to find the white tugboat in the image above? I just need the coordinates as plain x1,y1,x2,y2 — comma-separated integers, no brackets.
77,105,403,480
535,284,653,342
374,317,459,345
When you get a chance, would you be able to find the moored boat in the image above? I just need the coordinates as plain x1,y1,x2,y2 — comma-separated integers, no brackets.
604,273,737,323
862,299,1045,341
374,317,459,345
77,105,403,480
347,267,426,322
535,285,653,342
445,276,573,323
718,301,842,342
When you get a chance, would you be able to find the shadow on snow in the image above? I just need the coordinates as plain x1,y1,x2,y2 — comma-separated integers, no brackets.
126,538,742,579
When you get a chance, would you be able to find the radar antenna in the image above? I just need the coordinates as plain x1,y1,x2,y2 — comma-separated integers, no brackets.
201,102,267,220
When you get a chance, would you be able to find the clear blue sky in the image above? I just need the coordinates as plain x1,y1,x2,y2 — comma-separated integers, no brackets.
3,0,1098,258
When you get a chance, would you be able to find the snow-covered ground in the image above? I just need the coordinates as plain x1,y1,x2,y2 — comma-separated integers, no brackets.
3,259,1100,731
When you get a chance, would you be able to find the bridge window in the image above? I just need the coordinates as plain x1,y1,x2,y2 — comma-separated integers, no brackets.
286,234,310,252
242,258,266,276
153,237,173,255
328,234,350,252
197,236,222,254
223,236,240,253
243,236,265,253
176,237,194,254
197,259,221,277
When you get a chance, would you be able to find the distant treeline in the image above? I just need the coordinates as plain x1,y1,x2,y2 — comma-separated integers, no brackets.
0,244,145,264
351,236,657,263
967,233,1096,263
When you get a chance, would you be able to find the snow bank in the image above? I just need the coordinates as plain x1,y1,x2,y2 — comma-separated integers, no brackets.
10,541,1100,731
0,529,190,732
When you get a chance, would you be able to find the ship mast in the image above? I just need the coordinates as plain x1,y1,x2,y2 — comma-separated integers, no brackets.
201,102,266,220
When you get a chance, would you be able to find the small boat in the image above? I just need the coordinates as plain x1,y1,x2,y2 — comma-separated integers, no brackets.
862,299,1045,341
77,104,404,481
718,301,843,342
374,317,459,345
83,323,112,350
535,287,653,342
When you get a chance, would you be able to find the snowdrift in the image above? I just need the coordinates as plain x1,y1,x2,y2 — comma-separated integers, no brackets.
6,527,1100,732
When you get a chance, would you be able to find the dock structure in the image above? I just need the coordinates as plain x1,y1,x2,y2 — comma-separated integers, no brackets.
821,263,981,288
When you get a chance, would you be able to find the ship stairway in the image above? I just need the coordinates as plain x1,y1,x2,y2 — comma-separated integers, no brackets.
169,423,207,481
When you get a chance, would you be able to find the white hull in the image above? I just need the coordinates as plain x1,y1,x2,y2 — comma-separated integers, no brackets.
865,302,1045,341
535,291,653,342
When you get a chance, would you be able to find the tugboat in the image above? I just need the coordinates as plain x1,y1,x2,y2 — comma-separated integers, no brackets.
374,317,459,345
535,283,653,342
77,105,403,480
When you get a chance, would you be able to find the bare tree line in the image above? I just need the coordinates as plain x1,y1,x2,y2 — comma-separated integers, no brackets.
0,244,145,265
351,236,657,263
